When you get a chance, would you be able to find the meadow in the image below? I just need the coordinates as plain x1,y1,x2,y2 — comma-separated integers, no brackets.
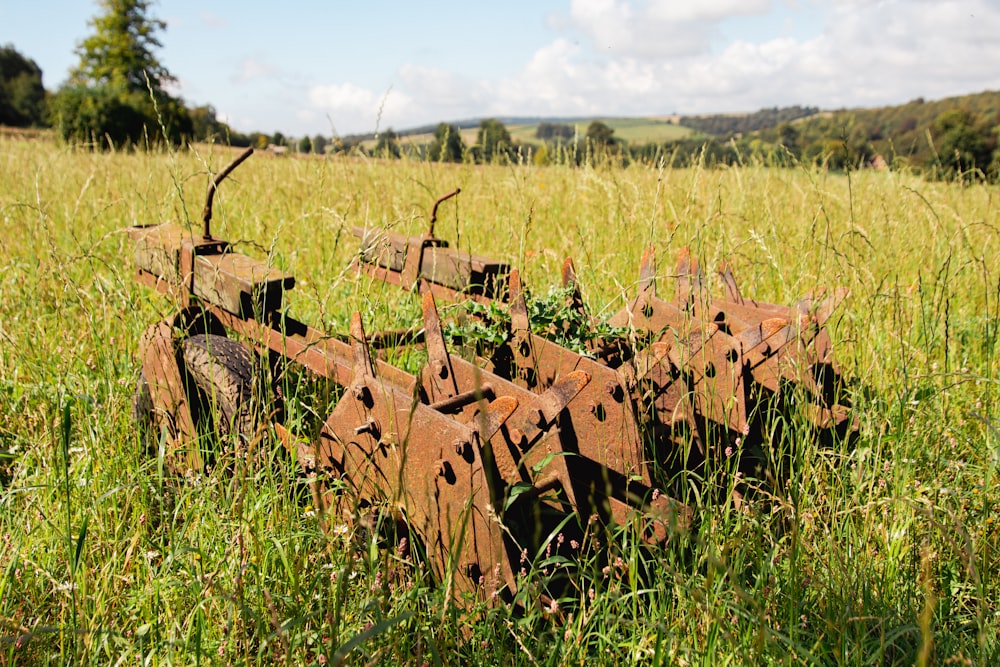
0,138,997,665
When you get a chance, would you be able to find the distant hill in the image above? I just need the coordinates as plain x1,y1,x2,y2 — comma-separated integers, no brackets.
341,91,1000,179
679,106,821,136
349,116,694,147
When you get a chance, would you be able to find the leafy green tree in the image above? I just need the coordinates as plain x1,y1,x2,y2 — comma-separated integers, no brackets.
271,131,285,147
52,0,190,147
536,122,574,141
427,123,465,162
375,128,400,158
929,108,995,180
0,44,47,127
298,135,311,153
312,134,328,155
476,118,512,163
188,104,230,143
585,121,615,147
69,0,172,94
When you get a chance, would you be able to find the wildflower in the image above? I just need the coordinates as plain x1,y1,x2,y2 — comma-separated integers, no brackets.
520,548,529,564
651,488,661,501
588,588,596,602
547,598,559,614
741,423,750,436
557,533,565,546
725,446,733,458
318,654,327,666
303,504,316,517
570,540,580,550
397,537,409,559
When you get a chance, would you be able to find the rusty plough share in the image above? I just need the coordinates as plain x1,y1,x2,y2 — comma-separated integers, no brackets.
130,149,853,605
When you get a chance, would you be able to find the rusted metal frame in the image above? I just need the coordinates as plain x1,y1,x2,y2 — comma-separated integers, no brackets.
419,291,684,545
130,223,295,318
312,312,518,600
482,270,688,536
354,224,510,303
138,319,201,470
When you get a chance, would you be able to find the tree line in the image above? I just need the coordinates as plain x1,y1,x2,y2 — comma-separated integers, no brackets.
2,1,998,182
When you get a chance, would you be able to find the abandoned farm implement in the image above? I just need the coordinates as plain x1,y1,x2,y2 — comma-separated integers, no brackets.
128,148,854,606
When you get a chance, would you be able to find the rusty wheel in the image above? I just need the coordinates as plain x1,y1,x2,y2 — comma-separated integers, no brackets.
133,333,261,451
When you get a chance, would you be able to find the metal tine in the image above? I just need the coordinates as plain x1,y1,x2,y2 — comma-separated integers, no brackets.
561,257,589,323
717,260,744,305
421,291,460,399
349,311,376,381
507,268,531,334
638,245,657,297
675,246,707,305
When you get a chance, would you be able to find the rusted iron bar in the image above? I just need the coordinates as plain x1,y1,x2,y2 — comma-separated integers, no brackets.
202,147,254,239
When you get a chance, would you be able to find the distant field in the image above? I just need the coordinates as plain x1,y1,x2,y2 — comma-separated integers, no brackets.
379,117,695,150
1,138,997,665
507,118,694,145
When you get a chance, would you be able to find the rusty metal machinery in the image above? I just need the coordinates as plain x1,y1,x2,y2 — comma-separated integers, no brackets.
130,149,853,606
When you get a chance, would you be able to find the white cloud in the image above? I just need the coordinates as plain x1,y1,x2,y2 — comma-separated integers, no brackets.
568,0,772,58
486,0,1000,119
306,83,413,134
235,57,280,83
235,0,1000,136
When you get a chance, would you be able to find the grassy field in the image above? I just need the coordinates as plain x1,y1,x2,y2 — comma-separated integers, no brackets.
0,139,998,665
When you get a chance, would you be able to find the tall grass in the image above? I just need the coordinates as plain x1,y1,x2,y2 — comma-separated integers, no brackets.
0,139,997,665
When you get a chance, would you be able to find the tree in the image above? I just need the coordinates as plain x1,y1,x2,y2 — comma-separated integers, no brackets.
52,0,191,148
427,123,465,162
69,0,173,95
586,121,615,147
312,134,328,155
0,44,47,127
298,135,311,153
476,118,512,163
536,122,574,141
375,128,400,158
929,108,995,180
188,104,230,143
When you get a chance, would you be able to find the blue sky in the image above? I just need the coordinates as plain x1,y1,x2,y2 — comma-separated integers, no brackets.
4,1,1000,137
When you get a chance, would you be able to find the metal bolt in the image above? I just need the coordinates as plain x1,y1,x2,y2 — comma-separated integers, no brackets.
453,438,470,456
435,459,455,483
527,407,546,427
509,428,527,450
587,401,598,414
605,380,624,402
354,419,380,439
353,385,371,404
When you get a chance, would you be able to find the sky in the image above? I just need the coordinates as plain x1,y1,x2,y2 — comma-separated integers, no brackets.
4,0,1000,138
